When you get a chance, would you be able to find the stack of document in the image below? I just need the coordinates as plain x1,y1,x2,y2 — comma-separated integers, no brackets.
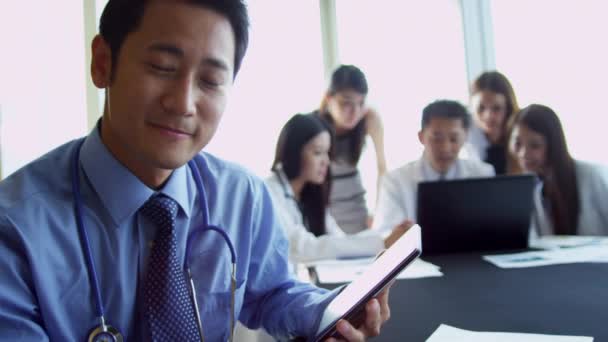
484,236,608,269
427,324,593,341
312,257,443,284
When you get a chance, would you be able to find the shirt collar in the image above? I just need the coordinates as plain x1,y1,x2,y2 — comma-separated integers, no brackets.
274,166,296,199
79,123,193,227
160,163,193,219
420,154,460,181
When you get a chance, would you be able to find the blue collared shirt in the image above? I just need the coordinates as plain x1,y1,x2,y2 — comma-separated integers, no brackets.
0,127,334,341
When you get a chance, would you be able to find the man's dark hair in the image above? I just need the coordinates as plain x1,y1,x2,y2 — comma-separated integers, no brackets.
99,0,249,79
421,100,471,130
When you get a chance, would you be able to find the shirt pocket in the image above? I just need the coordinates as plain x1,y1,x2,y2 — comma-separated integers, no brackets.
195,277,246,341
189,247,247,341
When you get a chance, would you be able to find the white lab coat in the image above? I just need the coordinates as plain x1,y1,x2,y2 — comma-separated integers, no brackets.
532,160,608,236
372,156,495,233
264,169,384,263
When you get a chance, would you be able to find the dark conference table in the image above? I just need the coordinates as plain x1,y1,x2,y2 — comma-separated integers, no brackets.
320,251,608,341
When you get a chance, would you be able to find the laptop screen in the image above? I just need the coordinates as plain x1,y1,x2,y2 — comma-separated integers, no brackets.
416,174,536,255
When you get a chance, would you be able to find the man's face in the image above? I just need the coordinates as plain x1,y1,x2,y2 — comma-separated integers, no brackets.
419,117,467,174
92,2,235,187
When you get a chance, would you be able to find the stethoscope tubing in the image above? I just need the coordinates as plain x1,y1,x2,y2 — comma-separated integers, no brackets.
72,140,106,321
186,158,236,264
72,138,237,341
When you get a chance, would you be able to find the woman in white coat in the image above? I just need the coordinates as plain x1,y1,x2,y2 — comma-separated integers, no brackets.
266,114,408,264
509,104,608,235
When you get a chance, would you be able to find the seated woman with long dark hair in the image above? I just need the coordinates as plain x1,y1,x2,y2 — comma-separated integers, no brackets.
509,104,608,235
265,114,408,263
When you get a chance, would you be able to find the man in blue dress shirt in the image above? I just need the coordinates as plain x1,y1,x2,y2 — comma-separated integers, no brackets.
0,0,393,341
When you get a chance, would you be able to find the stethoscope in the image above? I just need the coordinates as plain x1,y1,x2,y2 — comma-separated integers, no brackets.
71,139,237,342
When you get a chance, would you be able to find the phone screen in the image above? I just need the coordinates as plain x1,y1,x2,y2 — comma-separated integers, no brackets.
314,225,422,341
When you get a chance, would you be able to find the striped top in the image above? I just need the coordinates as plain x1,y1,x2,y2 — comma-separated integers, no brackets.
328,135,368,234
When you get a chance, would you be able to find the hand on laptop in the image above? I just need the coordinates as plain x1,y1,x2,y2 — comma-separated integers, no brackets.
324,281,395,342
384,220,414,248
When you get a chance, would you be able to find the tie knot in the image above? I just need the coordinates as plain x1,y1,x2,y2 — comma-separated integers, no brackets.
140,194,179,227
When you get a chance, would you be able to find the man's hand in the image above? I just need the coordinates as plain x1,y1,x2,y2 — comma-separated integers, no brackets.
325,281,394,341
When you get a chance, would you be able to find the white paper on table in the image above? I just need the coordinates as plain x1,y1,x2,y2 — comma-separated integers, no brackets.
530,236,608,250
483,243,608,269
314,258,442,284
426,324,594,342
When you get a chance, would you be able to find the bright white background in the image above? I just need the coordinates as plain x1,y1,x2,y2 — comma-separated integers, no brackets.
492,0,608,165
205,1,326,177
335,0,468,206
0,1,88,177
1,1,606,196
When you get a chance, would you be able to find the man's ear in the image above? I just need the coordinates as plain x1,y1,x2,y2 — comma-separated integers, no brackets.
320,92,331,111
418,130,424,145
91,35,112,89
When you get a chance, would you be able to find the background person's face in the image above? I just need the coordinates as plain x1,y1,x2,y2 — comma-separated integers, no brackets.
419,117,467,174
299,131,331,185
471,90,508,141
326,89,366,133
509,124,548,175
95,3,235,186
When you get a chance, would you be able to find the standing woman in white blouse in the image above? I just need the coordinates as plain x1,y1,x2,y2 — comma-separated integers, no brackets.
266,114,408,264
466,71,520,175
509,104,608,235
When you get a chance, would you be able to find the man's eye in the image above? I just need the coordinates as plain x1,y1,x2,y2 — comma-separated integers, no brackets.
200,79,221,88
149,63,176,73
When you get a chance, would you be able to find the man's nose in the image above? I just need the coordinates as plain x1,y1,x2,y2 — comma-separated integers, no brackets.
162,76,197,116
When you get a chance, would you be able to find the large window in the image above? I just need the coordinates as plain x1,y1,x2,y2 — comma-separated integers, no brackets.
0,1,325,180
335,0,469,206
0,2,88,177
492,0,608,165
205,1,326,177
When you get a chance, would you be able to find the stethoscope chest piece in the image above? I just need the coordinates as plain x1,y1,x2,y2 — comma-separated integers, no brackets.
88,325,123,342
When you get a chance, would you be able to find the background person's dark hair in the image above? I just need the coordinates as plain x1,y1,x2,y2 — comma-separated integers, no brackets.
319,64,369,165
512,104,580,235
421,100,471,131
327,65,368,95
471,71,520,144
99,0,249,80
272,114,333,237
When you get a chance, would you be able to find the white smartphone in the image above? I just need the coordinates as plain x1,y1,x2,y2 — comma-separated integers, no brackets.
314,225,422,341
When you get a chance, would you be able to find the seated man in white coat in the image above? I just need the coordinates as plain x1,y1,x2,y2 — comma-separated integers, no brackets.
373,100,495,233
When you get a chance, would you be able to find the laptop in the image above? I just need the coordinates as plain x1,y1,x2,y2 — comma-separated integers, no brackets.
416,174,536,255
